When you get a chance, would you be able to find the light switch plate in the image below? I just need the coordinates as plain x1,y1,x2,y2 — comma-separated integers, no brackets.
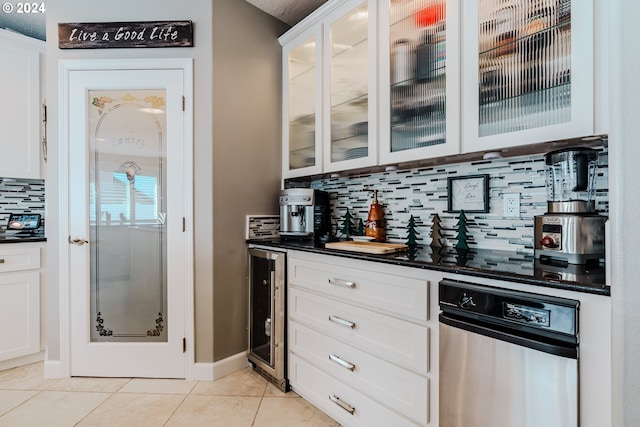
503,193,520,218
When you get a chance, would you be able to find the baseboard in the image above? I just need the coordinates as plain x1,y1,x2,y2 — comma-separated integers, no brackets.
40,353,249,381
191,362,214,381
212,351,250,381
0,351,45,372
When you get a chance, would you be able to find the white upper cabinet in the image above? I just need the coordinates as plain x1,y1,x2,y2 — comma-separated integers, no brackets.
283,26,324,178
281,0,604,178
379,0,461,164
281,0,377,179
0,29,45,180
461,0,596,154
323,0,377,173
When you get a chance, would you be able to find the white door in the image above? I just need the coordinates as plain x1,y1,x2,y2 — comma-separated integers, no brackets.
67,63,192,378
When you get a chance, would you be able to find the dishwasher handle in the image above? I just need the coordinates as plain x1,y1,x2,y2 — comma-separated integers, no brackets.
439,313,578,359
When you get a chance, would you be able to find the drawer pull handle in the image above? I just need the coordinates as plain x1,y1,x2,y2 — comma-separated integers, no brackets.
0,259,4,264
329,354,355,371
329,394,355,415
328,315,355,329
328,277,355,288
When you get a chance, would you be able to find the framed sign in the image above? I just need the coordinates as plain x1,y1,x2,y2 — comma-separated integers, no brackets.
58,21,193,49
447,174,489,213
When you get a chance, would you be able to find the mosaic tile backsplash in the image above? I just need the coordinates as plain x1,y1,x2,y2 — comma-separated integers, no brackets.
0,179,46,227
246,215,280,239
298,148,608,254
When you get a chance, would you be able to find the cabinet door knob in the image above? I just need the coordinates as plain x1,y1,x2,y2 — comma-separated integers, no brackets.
68,236,89,246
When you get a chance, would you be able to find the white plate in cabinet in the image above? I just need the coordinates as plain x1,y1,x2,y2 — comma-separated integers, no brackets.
289,288,429,375
289,353,423,427
0,247,40,273
288,254,429,322
290,321,429,425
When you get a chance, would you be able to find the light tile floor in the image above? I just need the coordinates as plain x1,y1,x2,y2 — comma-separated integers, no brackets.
0,362,342,427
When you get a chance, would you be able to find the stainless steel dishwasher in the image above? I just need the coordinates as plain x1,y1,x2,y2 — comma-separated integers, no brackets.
439,279,579,427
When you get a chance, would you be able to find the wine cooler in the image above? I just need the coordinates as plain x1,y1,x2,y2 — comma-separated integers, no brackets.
247,247,289,392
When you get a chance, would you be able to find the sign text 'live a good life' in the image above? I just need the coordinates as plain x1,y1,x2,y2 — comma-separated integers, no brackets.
58,21,193,49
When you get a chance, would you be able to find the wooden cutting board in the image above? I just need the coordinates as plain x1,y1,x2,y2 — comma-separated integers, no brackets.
325,241,408,254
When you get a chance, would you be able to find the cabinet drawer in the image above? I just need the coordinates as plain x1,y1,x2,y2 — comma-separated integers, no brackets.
288,253,429,322
290,321,428,424
0,247,40,273
289,353,422,427
289,287,429,375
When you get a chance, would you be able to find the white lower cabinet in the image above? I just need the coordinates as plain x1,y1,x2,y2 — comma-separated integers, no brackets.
0,244,43,363
288,250,442,427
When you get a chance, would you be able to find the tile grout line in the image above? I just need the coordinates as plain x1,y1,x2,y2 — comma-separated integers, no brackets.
0,388,45,420
250,379,270,426
161,393,189,427
72,390,114,427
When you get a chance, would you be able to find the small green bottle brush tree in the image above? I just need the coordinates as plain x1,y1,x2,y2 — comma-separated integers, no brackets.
406,215,420,247
340,208,355,240
455,210,470,250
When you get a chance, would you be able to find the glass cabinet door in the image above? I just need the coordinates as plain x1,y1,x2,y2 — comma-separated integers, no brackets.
283,28,323,178
380,0,460,164
324,0,377,172
462,0,595,153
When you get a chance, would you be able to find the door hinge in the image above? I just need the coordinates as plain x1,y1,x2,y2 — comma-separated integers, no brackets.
183,337,186,353
182,217,186,232
182,96,185,111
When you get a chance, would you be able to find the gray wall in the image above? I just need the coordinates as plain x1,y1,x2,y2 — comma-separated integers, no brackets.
212,0,288,361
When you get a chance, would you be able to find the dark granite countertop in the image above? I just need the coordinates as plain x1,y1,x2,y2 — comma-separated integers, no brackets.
0,231,46,243
247,238,609,296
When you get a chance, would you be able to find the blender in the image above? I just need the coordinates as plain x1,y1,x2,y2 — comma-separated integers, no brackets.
534,147,606,265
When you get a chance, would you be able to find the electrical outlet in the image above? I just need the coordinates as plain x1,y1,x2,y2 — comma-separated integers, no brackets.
503,193,520,218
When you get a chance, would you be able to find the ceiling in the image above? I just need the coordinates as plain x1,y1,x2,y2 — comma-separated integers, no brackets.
245,0,328,26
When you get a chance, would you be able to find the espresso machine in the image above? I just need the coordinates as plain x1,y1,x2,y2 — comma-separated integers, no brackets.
279,188,331,241
534,147,607,265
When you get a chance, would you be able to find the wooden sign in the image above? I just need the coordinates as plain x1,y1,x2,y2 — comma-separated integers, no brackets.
58,21,193,49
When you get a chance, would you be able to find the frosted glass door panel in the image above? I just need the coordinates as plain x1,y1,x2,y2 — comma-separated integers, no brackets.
329,2,369,163
289,36,318,170
390,0,447,152
478,0,571,136
89,89,167,343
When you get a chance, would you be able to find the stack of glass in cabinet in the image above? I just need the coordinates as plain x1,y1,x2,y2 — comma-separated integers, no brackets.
390,0,447,153
478,0,571,136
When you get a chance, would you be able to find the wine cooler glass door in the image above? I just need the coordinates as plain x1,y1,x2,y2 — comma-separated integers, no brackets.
250,254,274,366
248,248,286,381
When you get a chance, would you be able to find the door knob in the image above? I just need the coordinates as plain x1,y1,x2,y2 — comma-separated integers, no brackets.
68,236,89,246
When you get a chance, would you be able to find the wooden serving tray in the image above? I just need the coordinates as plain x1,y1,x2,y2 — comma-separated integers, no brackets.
325,241,408,254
